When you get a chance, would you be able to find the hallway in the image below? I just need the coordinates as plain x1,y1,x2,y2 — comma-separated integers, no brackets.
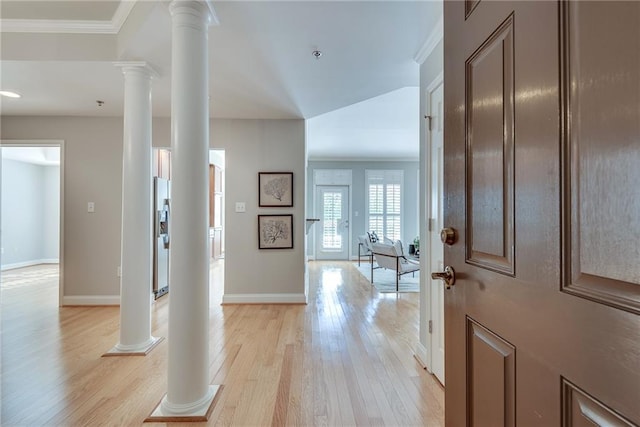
1,261,443,426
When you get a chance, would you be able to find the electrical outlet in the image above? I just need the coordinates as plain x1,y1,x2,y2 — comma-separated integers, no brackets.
87,202,95,213
235,202,246,213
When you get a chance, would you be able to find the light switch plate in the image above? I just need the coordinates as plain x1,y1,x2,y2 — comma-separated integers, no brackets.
235,202,246,213
88,202,95,213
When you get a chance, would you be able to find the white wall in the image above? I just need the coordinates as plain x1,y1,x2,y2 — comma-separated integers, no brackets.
42,165,60,260
216,120,306,302
1,158,44,267
1,117,124,303
0,158,60,269
154,118,307,302
2,116,307,304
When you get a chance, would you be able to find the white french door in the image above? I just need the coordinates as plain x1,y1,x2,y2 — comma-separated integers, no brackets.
315,186,349,260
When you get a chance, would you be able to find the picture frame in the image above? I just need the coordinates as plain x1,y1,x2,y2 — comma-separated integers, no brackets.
258,214,293,249
258,172,293,207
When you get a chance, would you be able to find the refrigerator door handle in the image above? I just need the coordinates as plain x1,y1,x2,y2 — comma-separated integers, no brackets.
156,211,162,238
162,199,170,248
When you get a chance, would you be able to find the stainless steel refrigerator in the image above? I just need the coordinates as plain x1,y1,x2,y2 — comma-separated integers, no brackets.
153,177,170,299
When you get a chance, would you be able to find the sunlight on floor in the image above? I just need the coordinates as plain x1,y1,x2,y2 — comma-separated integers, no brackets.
320,267,343,293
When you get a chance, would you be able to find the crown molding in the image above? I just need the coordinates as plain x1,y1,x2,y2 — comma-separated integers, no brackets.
112,0,138,33
414,15,443,65
0,0,138,34
0,19,117,34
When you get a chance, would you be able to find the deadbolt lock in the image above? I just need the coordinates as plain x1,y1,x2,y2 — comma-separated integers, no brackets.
440,227,457,245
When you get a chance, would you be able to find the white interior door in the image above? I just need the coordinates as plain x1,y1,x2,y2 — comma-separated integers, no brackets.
315,185,349,260
428,82,445,385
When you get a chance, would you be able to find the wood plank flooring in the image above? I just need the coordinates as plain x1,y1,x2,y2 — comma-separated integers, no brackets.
1,261,444,426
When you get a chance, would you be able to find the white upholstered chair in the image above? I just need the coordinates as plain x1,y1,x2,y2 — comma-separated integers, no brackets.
371,242,420,291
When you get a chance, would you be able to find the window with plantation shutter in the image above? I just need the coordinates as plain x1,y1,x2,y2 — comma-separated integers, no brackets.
365,170,403,241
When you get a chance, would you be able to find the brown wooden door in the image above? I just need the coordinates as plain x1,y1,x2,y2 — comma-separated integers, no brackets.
443,1,640,426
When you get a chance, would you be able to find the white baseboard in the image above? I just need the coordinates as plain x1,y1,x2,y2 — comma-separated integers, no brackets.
414,341,430,371
222,293,307,304
62,295,120,306
1,258,59,271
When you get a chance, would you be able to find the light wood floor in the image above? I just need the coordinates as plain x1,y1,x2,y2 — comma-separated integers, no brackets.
1,261,444,426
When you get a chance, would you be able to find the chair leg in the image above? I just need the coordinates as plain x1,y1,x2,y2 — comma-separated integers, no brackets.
396,257,400,292
370,257,373,284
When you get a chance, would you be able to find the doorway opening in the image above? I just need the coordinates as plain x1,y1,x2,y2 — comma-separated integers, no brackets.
1,142,63,305
151,148,226,301
208,150,225,302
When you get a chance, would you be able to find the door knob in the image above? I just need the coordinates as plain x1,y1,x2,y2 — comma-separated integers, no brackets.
440,227,457,245
431,266,456,289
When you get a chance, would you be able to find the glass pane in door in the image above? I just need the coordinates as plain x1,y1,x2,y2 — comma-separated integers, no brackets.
322,191,343,250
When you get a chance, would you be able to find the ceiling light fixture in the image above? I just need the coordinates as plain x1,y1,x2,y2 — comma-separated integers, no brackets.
0,90,21,98
312,50,323,60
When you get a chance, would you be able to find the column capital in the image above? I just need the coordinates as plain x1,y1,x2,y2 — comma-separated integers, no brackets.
169,0,219,27
113,61,159,79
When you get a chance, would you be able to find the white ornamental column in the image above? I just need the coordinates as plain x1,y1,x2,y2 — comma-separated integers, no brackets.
148,0,220,421
105,62,162,356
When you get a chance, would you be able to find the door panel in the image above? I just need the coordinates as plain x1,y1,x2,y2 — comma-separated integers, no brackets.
467,318,515,427
465,14,515,275
563,379,635,427
562,1,640,314
444,1,640,426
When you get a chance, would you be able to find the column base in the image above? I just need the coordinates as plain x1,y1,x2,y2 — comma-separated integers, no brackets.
145,385,222,422
102,336,164,357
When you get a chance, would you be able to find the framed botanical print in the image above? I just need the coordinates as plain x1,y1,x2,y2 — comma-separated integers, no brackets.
258,214,293,249
258,172,293,207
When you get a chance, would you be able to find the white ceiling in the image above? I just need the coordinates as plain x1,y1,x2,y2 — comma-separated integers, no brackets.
0,1,442,160
1,146,61,165
307,87,419,160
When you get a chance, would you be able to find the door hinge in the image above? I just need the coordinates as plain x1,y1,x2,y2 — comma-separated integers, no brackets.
428,218,435,232
428,320,433,334
425,115,433,131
